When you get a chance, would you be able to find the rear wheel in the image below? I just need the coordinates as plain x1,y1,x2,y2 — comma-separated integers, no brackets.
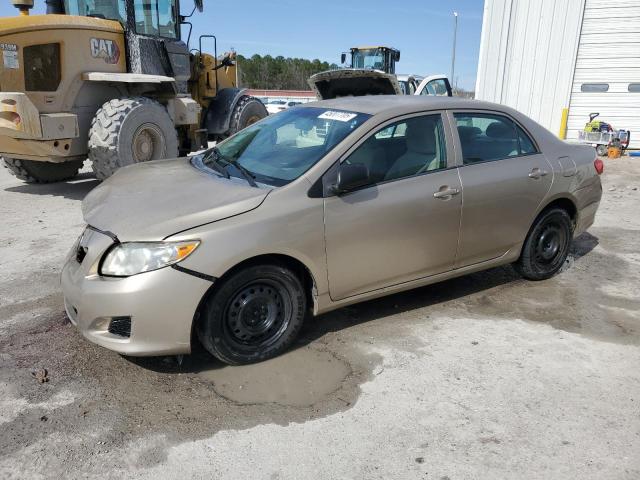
88,97,178,180
226,96,268,137
2,157,82,183
197,264,306,365
514,208,572,280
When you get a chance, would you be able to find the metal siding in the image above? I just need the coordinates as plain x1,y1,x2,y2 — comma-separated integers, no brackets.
567,0,640,147
475,0,585,136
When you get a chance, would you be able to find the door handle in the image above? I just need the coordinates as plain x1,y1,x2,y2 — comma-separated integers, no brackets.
433,187,460,199
528,168,548,179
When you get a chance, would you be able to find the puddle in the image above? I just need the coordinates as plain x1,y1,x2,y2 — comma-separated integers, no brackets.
198,347,351,407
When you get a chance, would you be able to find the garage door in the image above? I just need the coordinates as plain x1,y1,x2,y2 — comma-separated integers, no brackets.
567,0,640,148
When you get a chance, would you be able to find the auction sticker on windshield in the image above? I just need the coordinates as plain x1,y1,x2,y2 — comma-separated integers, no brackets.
318,111,358,122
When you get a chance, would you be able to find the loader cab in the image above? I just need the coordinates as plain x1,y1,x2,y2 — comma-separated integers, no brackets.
62,0,180,38
61,0,190,89
341,46,401,75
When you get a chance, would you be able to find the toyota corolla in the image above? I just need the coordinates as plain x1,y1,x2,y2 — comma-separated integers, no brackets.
61,96,603,365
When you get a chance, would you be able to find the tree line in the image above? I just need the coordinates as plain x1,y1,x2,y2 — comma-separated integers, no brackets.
236,54,338,90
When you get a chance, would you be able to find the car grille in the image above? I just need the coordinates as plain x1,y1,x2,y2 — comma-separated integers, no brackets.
76,245,87,264
108,317,131,338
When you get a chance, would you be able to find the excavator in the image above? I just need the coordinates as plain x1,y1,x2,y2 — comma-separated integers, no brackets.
0,0,267,183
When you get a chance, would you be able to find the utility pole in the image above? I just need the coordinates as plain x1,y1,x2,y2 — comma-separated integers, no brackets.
450,11,458,93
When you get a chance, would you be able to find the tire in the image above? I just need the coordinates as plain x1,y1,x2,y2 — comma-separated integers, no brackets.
226,95,268,137
88,97,178,180
514,208,573,281
2,157,82,183
197,263,307,365
596,144,608,157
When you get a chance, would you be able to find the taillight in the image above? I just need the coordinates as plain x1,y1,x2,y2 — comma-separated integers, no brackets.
594,158,604,175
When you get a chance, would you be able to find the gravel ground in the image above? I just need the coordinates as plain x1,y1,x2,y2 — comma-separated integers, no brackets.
0,156,639,480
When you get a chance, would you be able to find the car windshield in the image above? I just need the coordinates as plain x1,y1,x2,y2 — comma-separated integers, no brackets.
203,107,370,187
64,0,127,21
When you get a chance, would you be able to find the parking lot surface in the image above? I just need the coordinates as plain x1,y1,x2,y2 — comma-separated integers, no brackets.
1,157,639,479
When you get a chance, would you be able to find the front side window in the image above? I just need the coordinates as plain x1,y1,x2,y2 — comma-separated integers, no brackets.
134,0,177,38
64,0,127,22
454,113,537,164
208,107,371,187
344,114,447,187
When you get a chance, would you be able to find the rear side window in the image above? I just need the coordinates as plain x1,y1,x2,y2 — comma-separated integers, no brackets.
454,113,537,164
517,125,537,155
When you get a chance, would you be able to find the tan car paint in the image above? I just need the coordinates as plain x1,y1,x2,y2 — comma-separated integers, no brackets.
63,96,602,356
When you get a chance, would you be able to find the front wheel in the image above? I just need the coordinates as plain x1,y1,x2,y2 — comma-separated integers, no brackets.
88,97,178,180
514,208,572,281
197,264,306,365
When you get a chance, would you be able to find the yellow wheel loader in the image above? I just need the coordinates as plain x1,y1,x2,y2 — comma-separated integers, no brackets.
0,0,267,183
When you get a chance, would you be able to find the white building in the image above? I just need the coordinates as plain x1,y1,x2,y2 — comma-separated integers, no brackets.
476,0,640,148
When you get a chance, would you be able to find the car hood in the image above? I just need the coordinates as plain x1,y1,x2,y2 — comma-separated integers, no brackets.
82,157,270,241
308,69,402,99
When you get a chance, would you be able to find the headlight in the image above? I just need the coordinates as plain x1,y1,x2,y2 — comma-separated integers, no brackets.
100,241,200,277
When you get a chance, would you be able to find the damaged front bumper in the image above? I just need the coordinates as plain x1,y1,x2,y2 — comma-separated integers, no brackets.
60,227,213,356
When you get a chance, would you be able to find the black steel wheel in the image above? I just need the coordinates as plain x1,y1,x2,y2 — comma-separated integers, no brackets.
197,263,306,365
514,207,572,281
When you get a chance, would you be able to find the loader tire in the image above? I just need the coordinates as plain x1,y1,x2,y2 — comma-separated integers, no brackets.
2,157,82,184
226,96,267,137
89,97,178,180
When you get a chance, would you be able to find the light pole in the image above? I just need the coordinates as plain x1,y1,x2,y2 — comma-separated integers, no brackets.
450,11,458,93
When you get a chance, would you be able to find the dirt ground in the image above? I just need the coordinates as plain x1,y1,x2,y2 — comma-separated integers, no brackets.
1,156,639,480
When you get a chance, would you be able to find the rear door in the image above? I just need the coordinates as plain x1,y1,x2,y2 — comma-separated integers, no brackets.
323,112,462,300
452,111,554,267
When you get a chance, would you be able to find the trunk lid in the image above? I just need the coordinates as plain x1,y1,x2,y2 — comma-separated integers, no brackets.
308,69,402,100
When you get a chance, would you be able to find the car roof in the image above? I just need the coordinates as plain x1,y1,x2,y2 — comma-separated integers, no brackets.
301,95,504,116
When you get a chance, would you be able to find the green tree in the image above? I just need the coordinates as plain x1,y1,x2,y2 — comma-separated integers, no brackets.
236,54,338,90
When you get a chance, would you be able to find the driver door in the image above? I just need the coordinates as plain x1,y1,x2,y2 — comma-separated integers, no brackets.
323,113,462,300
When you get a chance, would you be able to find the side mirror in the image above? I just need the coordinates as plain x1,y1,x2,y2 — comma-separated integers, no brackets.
395,51,401,61
341,53,346,64
194,0,203,12
333,163,370,195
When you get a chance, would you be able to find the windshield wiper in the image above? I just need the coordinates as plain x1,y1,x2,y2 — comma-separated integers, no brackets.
203,147,258,187
227,159,258,188
202,147,230,179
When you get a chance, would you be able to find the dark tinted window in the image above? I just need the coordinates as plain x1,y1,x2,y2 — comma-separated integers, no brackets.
454,113,520,164
517,125,538,154
24,43,61,92
345,114,447,187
